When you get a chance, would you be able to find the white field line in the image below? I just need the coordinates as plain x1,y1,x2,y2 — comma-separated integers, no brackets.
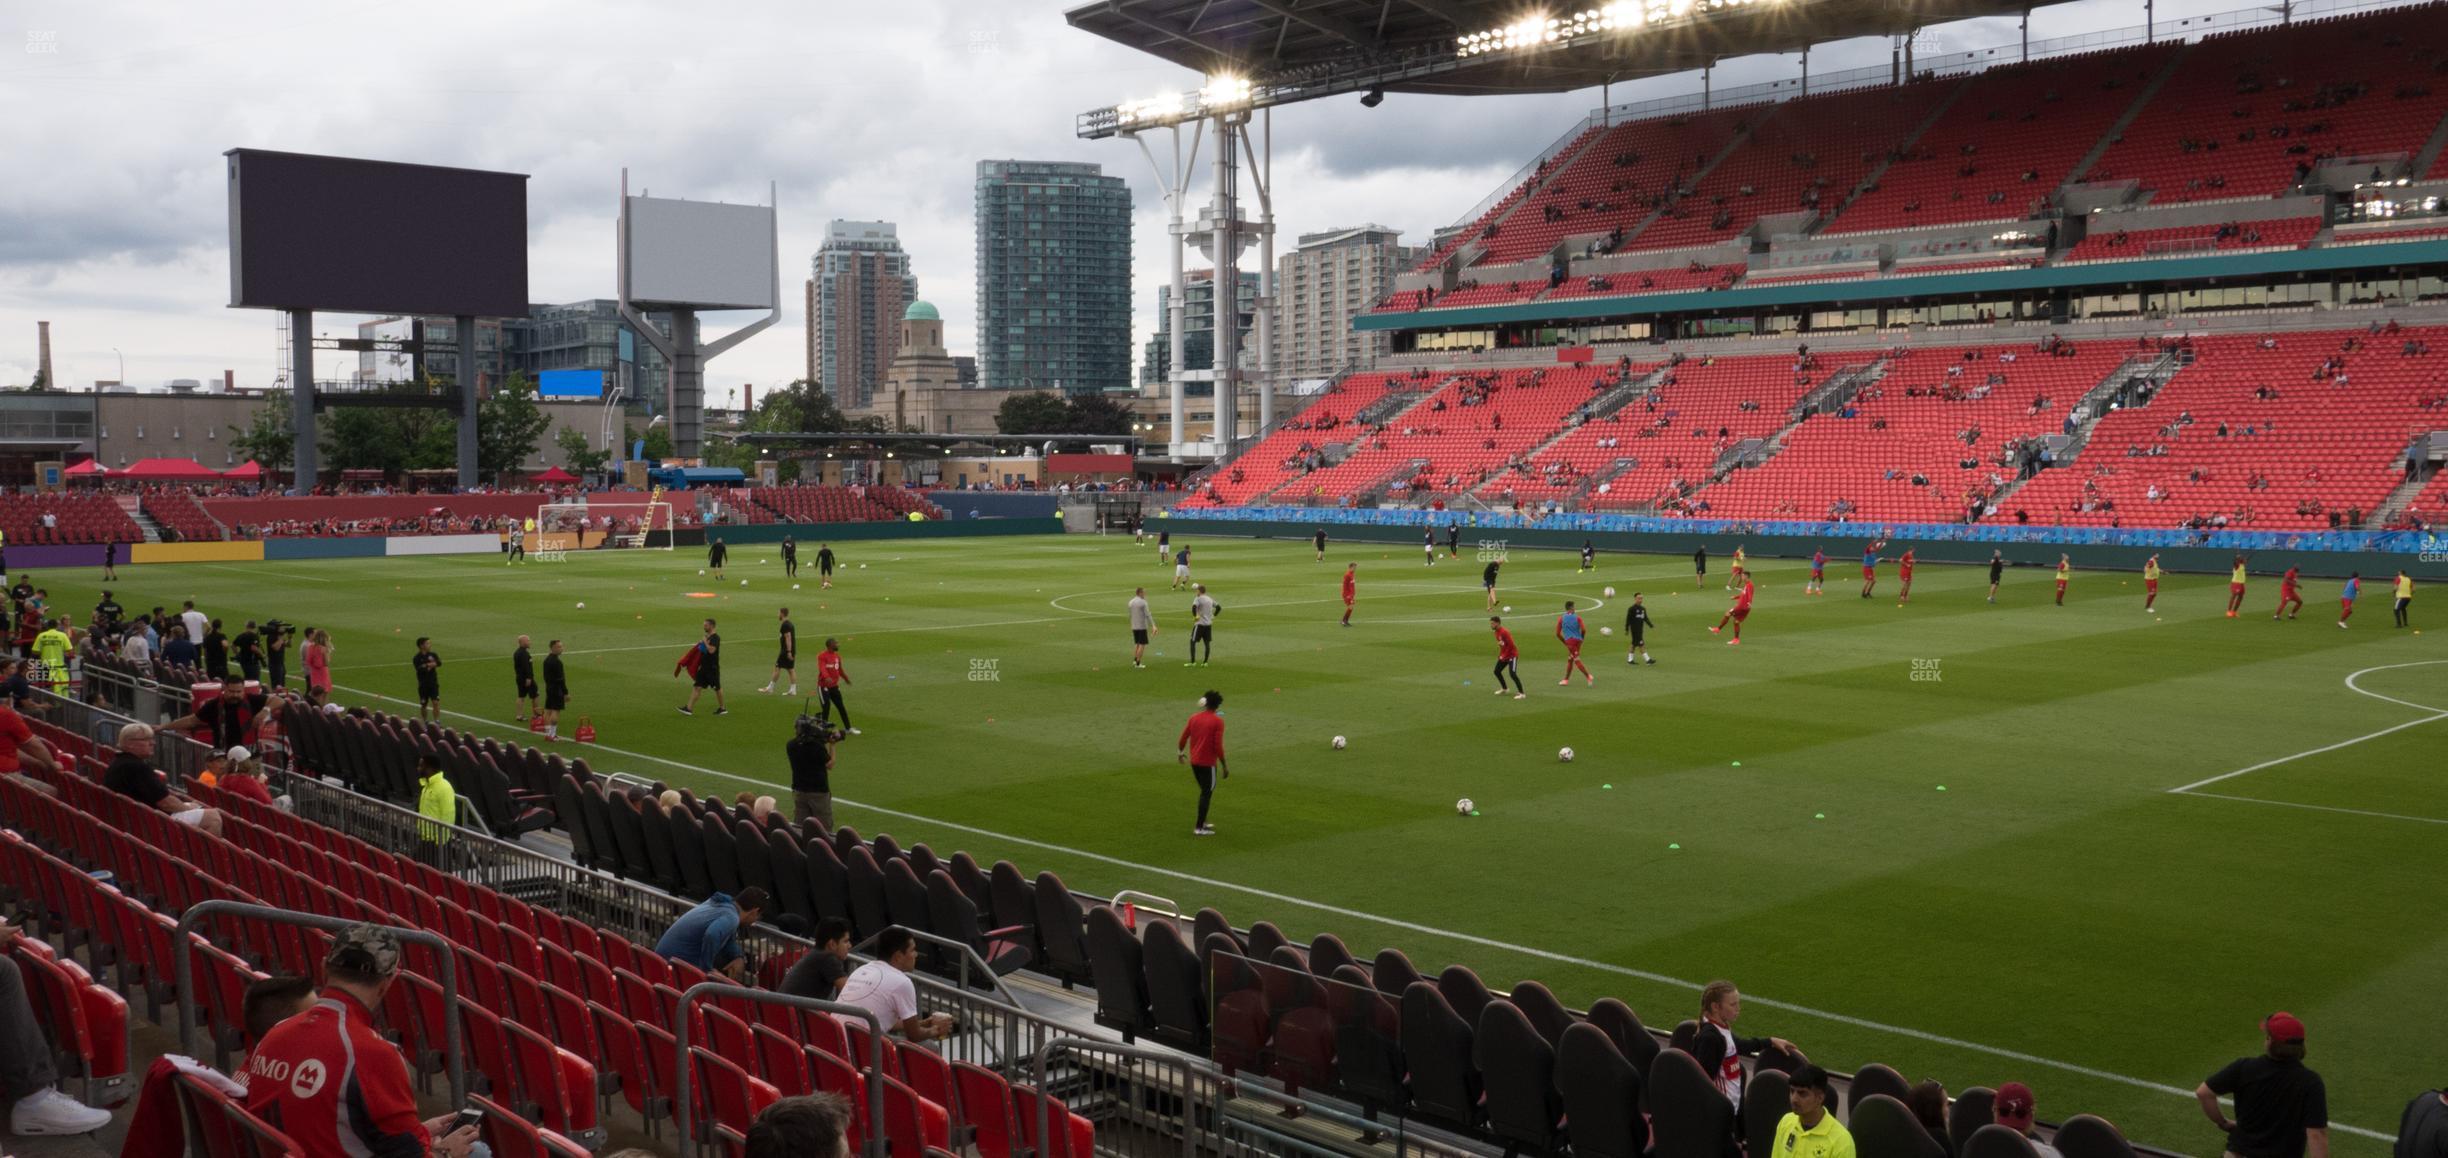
325,675,2392,1138
2166,661,2448,794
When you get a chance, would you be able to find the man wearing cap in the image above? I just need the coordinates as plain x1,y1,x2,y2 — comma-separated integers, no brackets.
655,887,767,981
1771,1065,1856,1158
1994,1082,2063,1158
245,924,482,1158
2198,1013,2328,1158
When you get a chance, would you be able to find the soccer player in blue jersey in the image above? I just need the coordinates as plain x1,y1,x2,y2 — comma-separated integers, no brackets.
1555,601,1593,686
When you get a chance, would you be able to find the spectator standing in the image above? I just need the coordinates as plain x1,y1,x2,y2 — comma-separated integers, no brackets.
655,887,766,980
203,618,230,681
120,622,153,672
103,723,223,836
2197,1012,2327,1158
1994,1082,2063,1158
265,623,289,690
415,755,456,868
541,641,568,741
745,1093,853,1158
163,625,198,669
777,918,854,1000
835,928,956,1042
787,714,838,829
179,600,208,648
244,924,481,1158
30,619,70,695
1692,979,1801,1110
1,919,116,1136
304,629,333,701
2398,1087,2448,1158
1773,1065,1857,1158
233,621,262,685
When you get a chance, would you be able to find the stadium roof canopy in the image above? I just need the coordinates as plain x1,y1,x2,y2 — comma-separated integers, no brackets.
1069,0,2042,134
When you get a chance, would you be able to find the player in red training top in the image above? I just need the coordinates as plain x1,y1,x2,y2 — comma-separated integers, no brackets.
1711,577,1756,645
1489,616,1526,699
1896,549,1917,604
1340,563,1357,627
1806,548,1826,596
816,638,858,735
2273,565,2304,620
1555,601,1594,687
2225,556,2249,618
1859,539,1885,598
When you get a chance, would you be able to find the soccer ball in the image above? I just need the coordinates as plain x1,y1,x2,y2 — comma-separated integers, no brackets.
1331,735,1347,749
858,563,868,569
1600,626,1613,636
698,569,706,575
575,602,585,609
1455,798,1474,815
1603,586,1617,597
1502,605,1512,613
792,584,801,590
1558,747,1575,762
741,580,749,587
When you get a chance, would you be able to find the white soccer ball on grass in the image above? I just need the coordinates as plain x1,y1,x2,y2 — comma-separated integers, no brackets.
1600,626,1612,636
1455,797,1474,815
1603,586,1617,597
1558,747,1575,762
575,602,585,609
1331,735,1347,749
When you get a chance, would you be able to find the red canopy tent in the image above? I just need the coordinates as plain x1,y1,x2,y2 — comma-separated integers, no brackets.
222,460,265,481
62,459,110,477
530,466,578,484
116,457,224,481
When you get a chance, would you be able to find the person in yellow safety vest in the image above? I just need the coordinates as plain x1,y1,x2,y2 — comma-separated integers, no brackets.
31,618,72,693
415,755,456,866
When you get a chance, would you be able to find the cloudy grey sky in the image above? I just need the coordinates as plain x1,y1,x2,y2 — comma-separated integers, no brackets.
0,0,2327,403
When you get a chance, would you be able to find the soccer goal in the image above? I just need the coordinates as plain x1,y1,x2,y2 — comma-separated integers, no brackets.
538,500,675,551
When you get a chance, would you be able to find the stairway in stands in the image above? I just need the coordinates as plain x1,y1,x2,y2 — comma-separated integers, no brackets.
116,496,163,544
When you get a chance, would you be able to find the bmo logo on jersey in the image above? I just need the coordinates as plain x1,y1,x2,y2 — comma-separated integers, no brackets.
289,1058,329,1099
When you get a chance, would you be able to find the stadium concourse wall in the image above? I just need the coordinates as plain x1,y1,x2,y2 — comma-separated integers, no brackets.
10,521,1054,571
1164,509,2448,581
669,517,1062,548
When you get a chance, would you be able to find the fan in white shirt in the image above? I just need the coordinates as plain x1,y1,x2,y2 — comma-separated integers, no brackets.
834,928,955,1042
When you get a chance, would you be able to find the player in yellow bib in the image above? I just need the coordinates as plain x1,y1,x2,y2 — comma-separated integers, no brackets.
2395,570,2415,628
32,619,72,692
2054,555,2071,606
1728,545,1747,591
2142,556,2162,612
2225,557,2248,618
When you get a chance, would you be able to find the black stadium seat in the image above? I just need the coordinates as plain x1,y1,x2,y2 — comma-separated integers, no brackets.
1142,921,1207,1053
1245,920,1293,964
1647,1047,1735,1158
1964,1123,2044,1158
1435,963,1495,1028
1851,1093,1948,1158
552,776,593,867
1306,932,1360,979
1325,964,1406,1118
768,830,814,923
1371,947,1422,997
1847,1061,1912,1115
1557,1022,1648,1158
700,811,743,896
1951,1086,1998,1156
1743,1067,1790,1158
2051,1114,2138,1158
638,803,683,893
1031,871,1093,988
1588,997,1661,1075
924,869,1029,980
845,846,890,941
607,791,651,880
988,861,1040,967
668,802,713,899
1476,998,1563,1153
802,840,850,930
1399,980,1481,1126
1084,905,1150,1041
1510,979,1575,1047
734,818,777,900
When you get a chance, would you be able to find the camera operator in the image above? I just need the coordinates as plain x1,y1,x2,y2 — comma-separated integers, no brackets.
787,713,841,830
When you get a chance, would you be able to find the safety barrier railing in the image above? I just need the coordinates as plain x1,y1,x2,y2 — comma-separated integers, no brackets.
174,900,466,1106
672,983,888,1158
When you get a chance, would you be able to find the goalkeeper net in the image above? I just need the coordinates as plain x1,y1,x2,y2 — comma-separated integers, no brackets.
537,500,675,551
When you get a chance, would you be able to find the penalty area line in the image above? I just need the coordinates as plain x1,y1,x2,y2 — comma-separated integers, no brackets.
325,676,2387,1136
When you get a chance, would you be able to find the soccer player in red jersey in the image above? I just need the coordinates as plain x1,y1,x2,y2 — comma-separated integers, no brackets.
1489,616,1526,699
1340,563,1357,627
1897,549,1917,604
1555,601,1593,686
1711,577,1756,644
2338,572,2361,627
1176,691,1228,836
2273,565,2304,620
1806,548,1827,596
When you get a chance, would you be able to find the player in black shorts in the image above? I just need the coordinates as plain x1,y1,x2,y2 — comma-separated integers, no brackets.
1624,593,1655,665
1483,558,1503,610
759,607,798,696
782,535,798,578
1312,527,1327,562
1987,550,2005,603
412,636,442,722
816,543,836,589
707,537,728,580
512,634,539,723
680,617,727,716
541,640,569,740
1694,545,1707,588
1580,539,1596,572
1446,523,1461,559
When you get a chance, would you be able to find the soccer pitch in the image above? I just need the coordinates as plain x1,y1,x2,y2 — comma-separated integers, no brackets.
43,533,2443,1153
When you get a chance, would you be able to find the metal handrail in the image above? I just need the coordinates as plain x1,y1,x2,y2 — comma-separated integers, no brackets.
1032,1036,1209,1158
175,900,465,1106
1110,890,1182,922
673,982,888,1158
848,924,1025,1013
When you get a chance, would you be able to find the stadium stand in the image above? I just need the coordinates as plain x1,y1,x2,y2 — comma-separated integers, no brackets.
0,493,145,545
751,485,940,524
2079,5,2448,203
1178,370,1446,506
1994,328,2448,529
1626,81,1946,252
2060,215,2322,262
1493,352,1826,511
1825,44,2180,234
139,487,226,542
1544,263,1745,299
1467,107,1754,266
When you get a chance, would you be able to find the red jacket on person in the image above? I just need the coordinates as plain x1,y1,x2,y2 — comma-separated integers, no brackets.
244,990,429,1158
1178,710,1225,766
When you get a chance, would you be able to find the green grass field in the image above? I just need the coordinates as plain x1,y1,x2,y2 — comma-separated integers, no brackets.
34,533,2445,1154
